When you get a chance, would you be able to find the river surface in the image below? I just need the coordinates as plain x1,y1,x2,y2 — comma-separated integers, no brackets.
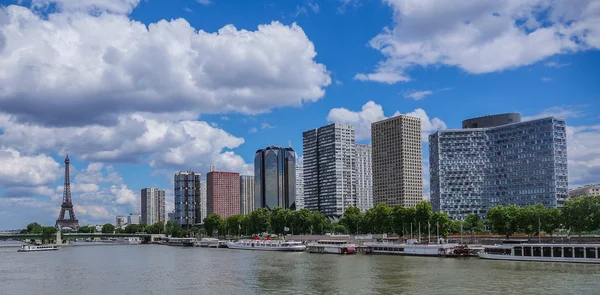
1,243,599,295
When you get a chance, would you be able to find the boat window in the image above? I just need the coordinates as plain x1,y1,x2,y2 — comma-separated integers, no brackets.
564,247,573,257
553,247,562,257
533,247,541,257
514,247,522,256
524,247,532,256
585,247,596,259
542,247,552,257
574,247,585,258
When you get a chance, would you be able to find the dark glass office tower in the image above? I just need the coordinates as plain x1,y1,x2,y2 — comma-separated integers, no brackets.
254,146,297,210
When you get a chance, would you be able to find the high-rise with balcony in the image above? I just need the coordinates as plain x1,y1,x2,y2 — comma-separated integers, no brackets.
355,144,373,212
174,171,202,228
303,123,355,217
295,164,305,210
429,113,568,220
254,146,297,210
141,188,165,225
240,175,255,214
207,169,240,219
372,115,423,208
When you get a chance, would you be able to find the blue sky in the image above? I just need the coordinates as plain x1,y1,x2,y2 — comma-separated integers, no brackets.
0,0,599,229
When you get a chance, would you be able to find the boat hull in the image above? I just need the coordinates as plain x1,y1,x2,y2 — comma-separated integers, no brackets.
18,245,60,252
307,246,356,254
479,253,600,264
227,244,306,251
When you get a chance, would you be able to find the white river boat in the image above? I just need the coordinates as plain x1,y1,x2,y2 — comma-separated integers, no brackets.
227,240,306,251
479,243,600,264
306,240,356,254
18,244,60,252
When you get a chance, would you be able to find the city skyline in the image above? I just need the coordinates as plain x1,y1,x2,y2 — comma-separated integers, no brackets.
0,0,599,228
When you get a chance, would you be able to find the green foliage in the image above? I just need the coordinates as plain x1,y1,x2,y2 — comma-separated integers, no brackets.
26,222,42,233
541,208,562,236
224,214,244,236
41,226,57,241
464,213,485,234
332,223,348,234
101,223,115,233
450,220,463,235
364,204,392,234
415,201,433,228
340,206,363,234
78,225,96,233
311,211,328,234
290,209,312,234
248,208,271,234
431,212,453,237
270,207,292,235
147,222,164,234
165,220,183,237
563,196,600,236
203,214,223,237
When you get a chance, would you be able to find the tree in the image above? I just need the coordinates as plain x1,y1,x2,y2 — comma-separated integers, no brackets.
101,223,115,233
290,209,312,234
391,205,414,237
517,204,544,240
487,205,519,239
541,207,562,239
340,206,363,235
332,223,348,234
225,214,244,236
450,219,463,235
165,221,183,238
562,196,600,238
415,201,433,236
430,212,452,237
248,208,271,234
41,226,57,242
366,204,392,234
463,213,484,234
271,207,292,235
203,214,223,237
26,222,42,233
311,211,328,234
148,222,164,234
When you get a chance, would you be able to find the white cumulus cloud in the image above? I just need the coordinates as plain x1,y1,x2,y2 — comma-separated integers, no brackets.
357,0,600,83
0,4,331,126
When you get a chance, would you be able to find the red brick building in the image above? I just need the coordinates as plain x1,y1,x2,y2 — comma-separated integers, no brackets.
207,171,240,219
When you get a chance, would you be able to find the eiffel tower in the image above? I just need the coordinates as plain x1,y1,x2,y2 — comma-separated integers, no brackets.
56,154,79,230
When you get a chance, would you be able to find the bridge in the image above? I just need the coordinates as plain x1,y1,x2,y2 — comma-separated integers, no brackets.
0,232,167,244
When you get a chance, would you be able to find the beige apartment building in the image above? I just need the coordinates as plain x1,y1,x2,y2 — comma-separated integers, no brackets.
371,115,423,207
569,184,600,199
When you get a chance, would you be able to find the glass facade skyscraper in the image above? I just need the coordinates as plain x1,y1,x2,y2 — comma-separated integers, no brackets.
174,171,202,228
429,114,568,220
254,146,297,210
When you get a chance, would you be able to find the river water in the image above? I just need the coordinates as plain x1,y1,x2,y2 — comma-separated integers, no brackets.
1,243,599,295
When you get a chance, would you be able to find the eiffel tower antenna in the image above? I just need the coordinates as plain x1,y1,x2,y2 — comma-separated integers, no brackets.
56,153,79,231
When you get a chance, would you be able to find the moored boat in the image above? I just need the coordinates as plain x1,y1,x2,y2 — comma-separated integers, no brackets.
307,240,356,254
167,238,197,247
18,244,60,252
363,240,470,257
479,243,600,264
227,239,306,251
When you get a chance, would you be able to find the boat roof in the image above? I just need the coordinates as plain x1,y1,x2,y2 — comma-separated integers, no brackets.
485,244,600,247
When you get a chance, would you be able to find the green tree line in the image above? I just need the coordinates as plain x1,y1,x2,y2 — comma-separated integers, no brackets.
203,208,330,237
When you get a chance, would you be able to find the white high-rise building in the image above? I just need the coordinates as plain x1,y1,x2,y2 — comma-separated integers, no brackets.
240,175,255,214
372,115,423,208
127,213,140,225
295,164,305,210
116,215,127,228
303,123,355,217
141,188,165,225
355,144,373,212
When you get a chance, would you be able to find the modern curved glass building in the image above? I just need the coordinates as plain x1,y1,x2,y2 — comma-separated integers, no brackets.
429,114,568,220
254,146,297,210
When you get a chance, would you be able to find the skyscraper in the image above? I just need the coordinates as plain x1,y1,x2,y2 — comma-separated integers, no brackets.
295,163,305,210
174,171,202,228
303,123,355,217
140,188,165,225
207,170,240,219
254,146,297,210
200,180,207,223
372,115,423,208
429,114,568,220
240,175,255,214
355,144,373,212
